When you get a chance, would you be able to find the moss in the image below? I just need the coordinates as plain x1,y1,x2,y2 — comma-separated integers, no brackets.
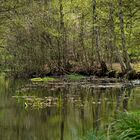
67,74,85,81
31,77,57,82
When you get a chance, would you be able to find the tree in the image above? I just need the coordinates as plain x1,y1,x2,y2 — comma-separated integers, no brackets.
92,0,108,73
118,0,132,71
108,1,126,73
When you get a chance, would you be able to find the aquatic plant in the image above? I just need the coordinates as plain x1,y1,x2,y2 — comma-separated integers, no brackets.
13,96,59,109
31,77,43,82
67,74,85,81
31,77,58,82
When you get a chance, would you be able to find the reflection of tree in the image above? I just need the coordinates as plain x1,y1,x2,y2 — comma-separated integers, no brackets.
91,88,95,130
80,87,85,136
115,87,132,114
95,90,101,131
92,88,102,132
60,88,67,140
115,87,124,113
123,88,132,112
60,107,65,140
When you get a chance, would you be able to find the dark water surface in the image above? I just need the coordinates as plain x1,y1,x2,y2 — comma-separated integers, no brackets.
0,74,140,140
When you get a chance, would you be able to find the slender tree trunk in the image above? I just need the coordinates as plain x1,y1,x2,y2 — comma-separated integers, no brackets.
92,0,108,73
92,0,101,64
118,0,132,71
109,2,126,73
79,13,89,67
59,0,67,69
57,39,62,71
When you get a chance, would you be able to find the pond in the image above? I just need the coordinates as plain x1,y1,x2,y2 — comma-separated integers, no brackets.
0,73,140,140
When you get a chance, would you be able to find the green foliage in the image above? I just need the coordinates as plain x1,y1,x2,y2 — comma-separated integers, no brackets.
109,113,140,140
129,111,140,116
80,112,140,140
0,0,140,76
80,131,106,140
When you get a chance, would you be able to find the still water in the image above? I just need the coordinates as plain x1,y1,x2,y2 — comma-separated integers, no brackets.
0,74,140,140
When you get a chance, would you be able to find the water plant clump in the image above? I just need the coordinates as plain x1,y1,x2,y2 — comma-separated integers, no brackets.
31,77,58,82
13,96,59,109
67,74,86,81
31,77,43,82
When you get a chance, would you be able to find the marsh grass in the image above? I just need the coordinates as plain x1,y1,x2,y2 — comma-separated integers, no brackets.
109,112,140,140
80,130,106,140
81,112,140,140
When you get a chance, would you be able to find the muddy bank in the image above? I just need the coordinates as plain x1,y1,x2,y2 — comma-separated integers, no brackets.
9,62,140,80
12,68,140,80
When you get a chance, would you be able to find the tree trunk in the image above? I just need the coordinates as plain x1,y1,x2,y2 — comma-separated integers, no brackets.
92,0,108,73
109,2,126,73
79,12,89,68
118,0,132,72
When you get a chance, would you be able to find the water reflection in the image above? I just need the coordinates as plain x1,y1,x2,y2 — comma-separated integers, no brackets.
0,75,140,140
123,88,131,112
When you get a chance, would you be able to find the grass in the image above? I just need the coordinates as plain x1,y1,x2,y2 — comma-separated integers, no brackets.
31,77,57,82
80,112,140,140
129,111,140,116
110,112,140,140
67,73,85,81
80,131,106,140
